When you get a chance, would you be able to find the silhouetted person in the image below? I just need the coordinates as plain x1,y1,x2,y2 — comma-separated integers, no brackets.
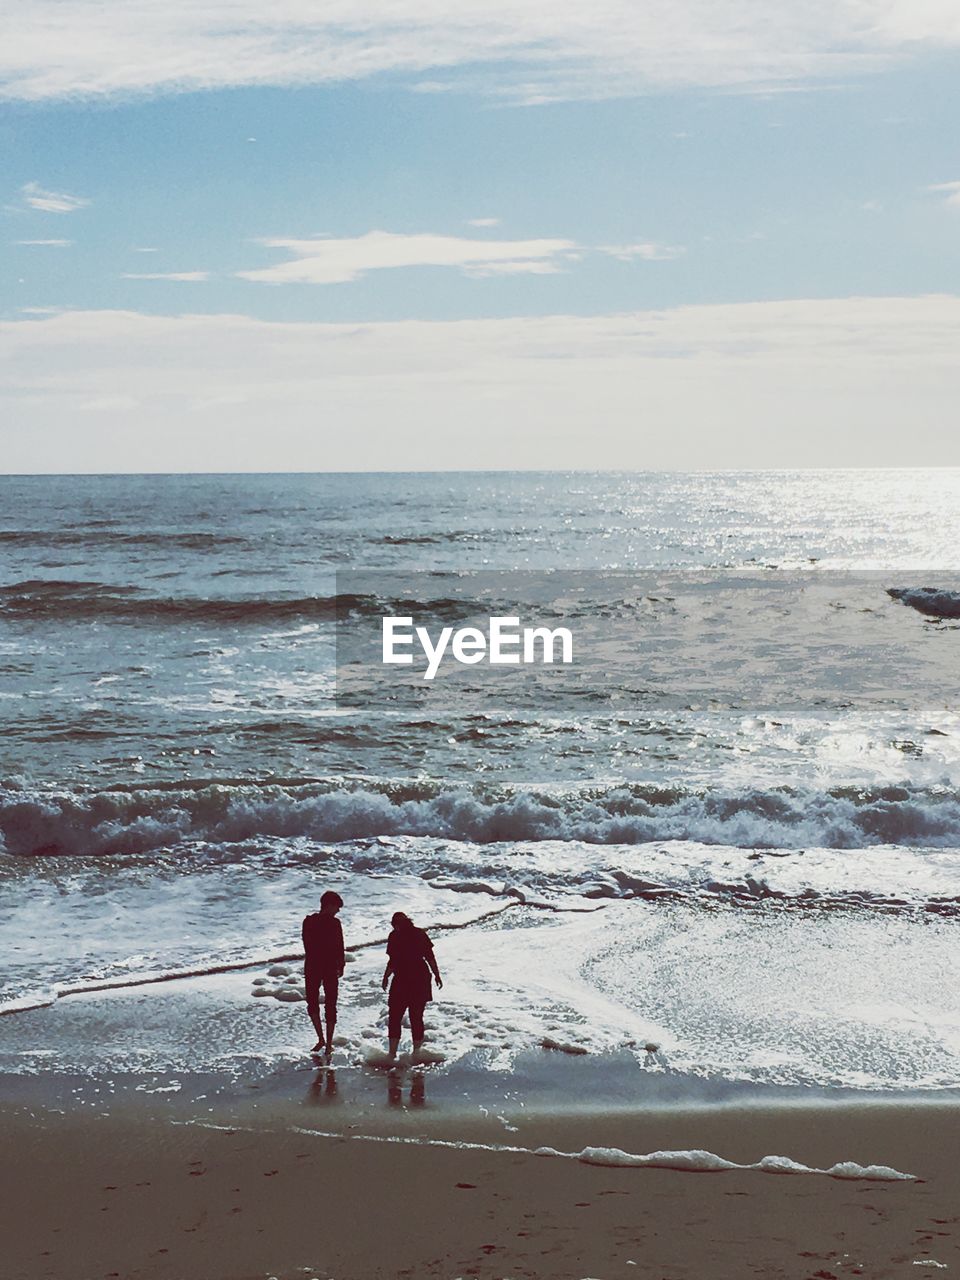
381,911,442,1061
302,890,344,1056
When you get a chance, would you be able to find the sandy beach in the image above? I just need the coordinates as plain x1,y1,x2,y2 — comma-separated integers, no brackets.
3,895,959,1279
4,1085,959,1280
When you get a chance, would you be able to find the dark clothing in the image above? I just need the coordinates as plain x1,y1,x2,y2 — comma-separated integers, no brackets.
307,970,339,1028
386,925,435,1005
302,911,345,976
388,989,426,1042
386,925,435,1040
302,911,344,1033
389,921,437,1039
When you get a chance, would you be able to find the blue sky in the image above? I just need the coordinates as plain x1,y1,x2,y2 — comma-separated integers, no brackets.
2,2,959,469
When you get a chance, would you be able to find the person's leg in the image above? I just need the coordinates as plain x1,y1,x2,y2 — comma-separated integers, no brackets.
387,991,404,1060
410,1001,426,1058
305,969,323,1050
321,972,339,1055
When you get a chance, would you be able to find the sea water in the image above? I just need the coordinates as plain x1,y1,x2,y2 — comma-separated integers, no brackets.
1,470,959,1094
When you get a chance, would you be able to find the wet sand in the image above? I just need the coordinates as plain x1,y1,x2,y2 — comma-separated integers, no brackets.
3,1091,959,1280
3,935,959,1279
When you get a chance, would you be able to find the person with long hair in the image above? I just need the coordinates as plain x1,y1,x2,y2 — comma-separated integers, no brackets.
381,911,442,1061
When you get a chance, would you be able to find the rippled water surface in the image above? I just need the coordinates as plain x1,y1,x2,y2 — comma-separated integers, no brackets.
2,471,958,1091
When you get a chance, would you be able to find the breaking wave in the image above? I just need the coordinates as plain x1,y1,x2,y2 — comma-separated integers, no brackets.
4,776,960,859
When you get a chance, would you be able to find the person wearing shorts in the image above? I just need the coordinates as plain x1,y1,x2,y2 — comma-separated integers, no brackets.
302,890,344,1056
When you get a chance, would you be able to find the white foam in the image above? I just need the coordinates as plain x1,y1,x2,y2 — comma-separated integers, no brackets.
570,1146,915,1180
575,1147,739,1172
411,1047,446,1065
825,1160,915,1181
363,1047,395,1068
286,1127,916,1182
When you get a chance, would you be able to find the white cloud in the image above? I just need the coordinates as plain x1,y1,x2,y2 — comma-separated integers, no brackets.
2,1,960,104
121,271,210,281
237,230,577,284
929,180,960,207
17,182,89,213
132,246,159,253
461,259,564,277
600,242,685,262
2,296,959,470
467,218,502,228
13,238,73,246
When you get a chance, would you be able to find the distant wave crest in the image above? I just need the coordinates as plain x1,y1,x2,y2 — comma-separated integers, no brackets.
0,530,247,550
0,580,534,625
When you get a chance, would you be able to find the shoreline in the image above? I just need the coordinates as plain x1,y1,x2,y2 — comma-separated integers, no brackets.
4,876,958,1277
4,1084,959,1280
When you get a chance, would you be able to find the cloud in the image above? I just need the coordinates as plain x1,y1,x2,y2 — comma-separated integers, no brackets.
13,238,73,246
600,242,685,262
467,218,502,228
929,180,960,207
17,182,89,213
121,271,210,281
3,2,960,104
2,296,959,471
237,229,687,284
237,230,577,284
461,259,564,277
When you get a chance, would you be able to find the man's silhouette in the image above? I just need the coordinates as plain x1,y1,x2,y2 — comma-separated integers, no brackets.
302,890,344,1056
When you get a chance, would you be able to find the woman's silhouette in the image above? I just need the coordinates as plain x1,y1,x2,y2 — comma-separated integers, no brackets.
381,911,442,1061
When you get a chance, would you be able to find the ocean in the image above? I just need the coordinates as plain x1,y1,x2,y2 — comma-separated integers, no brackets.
1,470,959,1098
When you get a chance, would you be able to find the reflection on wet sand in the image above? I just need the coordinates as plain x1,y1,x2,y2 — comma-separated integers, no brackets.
388,1066,426,1109
304,1062,428,1110
306,1065,338,1104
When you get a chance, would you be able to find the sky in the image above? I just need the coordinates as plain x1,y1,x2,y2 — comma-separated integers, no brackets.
1,0,959,471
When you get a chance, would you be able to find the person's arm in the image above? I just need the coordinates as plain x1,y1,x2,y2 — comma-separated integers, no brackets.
336,919,345,977
381,933,394,991
301,916,310,954
424,937,442,989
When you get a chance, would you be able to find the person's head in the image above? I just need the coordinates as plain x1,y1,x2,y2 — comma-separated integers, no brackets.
391,911,413,930
320,890,344,914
